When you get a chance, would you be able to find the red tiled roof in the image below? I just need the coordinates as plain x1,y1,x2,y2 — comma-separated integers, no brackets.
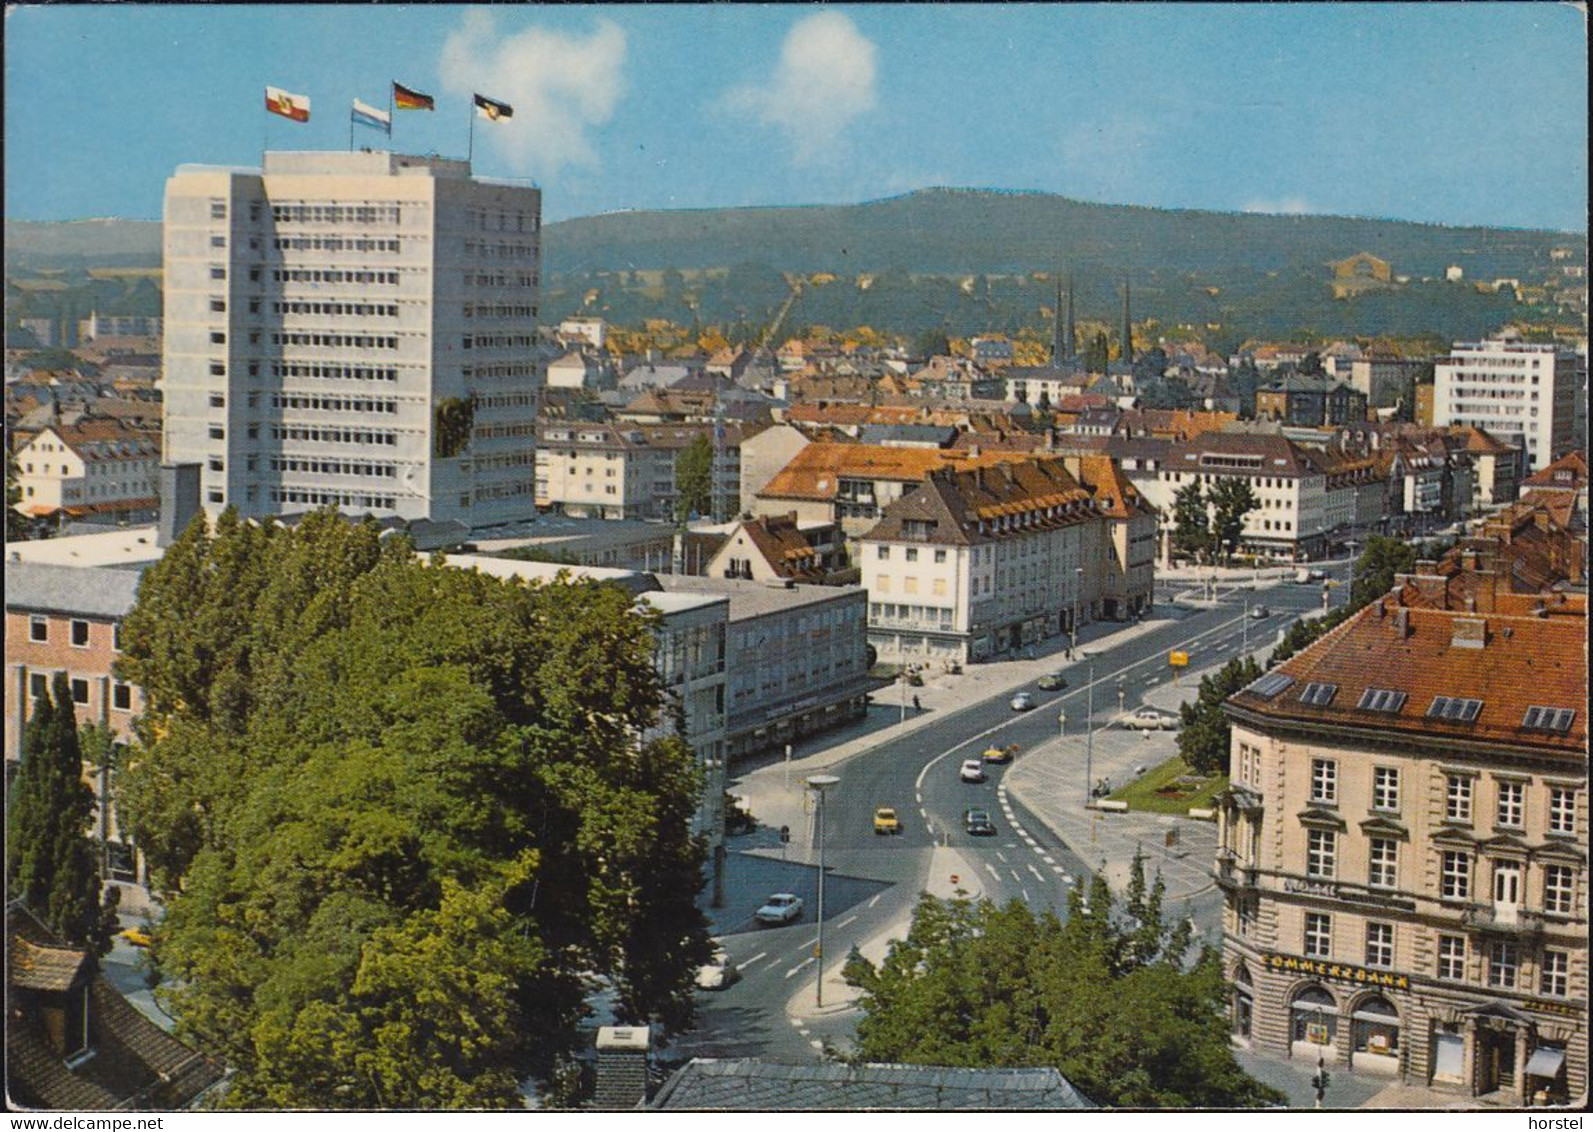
1522,450,1588,490
758,443,1029,502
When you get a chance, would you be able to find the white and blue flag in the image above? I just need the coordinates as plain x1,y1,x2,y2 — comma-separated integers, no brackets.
351,98,391,134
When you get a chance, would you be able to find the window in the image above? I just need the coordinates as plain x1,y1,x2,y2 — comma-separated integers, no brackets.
70,620,90,648
113,622,123,651
1365,922,1394,969
1543,865,1574,914
30,673,48,698
209,393,225,408
1307,829,1336,878
1299,682,1337,706
877,546,889,560
1549,788,1576,834
934,549,947,563
1357,687,1407,713
1437,935,1466,981
1428,696,1483,722
1540,950,1569,998
112,683,132,712
209,425,225,440
904,548,918,562
1486,942,1518,989
1496,780,1524,829
1441,851,1471,900
1310,758,1337,804
1446,775,1473,823
1304,913,1332,958
1522,706,1576,733
70,678,90,705
876,575,890,593
210,266,226,280
1368,838,1398,889
1372,767,1400,812
29,616,48,643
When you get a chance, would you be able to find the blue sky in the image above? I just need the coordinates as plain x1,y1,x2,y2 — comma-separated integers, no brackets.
5,3,1587,230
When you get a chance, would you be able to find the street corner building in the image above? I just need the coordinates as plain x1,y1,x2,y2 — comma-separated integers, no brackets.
1214,576,1587,1104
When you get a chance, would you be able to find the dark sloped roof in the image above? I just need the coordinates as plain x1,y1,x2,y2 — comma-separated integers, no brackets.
650,1059,1094,1111
4,561,145,619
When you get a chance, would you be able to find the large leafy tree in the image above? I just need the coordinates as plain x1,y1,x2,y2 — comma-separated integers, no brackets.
674,432,713,523
1169,481,1215,564
7,448,30,542
1208,477,1259,563
1349,534,1419,609
115,508,712,1108
1176,655,1262,776
6,674,120,955
842,857,1281,1108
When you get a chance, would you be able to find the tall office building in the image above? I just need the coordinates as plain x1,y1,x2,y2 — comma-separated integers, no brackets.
1433,329,1581,473
162,151,542,525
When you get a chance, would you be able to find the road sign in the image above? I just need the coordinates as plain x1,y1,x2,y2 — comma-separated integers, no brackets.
1169,650,1189,667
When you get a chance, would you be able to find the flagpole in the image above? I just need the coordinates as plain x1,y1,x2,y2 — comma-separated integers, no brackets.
349,109,355,153
467,101,475,165
388,84,395,150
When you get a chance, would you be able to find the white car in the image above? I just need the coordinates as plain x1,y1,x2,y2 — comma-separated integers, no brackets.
755,893,804,925
959,758,988,783
1123,707,1178,731
1010,692,1036,711
695,945,739,990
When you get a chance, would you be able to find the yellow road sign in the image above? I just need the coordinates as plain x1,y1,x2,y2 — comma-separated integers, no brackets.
1169,650,1190,667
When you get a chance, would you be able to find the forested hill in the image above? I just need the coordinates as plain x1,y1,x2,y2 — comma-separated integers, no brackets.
542,188,1578,278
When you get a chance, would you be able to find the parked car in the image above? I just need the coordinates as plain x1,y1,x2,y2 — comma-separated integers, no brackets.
1036,671,1068,690
1010,692,1036,711
1308,569,1328,581
755,893,804,924
873,806,902,835
1124,707,1178,731
119,926,153,948
959,758,988,783
964,808,997,836
1251,604,1270,619
1294,568,1313,584
982,745,1015,764
695,944,739,990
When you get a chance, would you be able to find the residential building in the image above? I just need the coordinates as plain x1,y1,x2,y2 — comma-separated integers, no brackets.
545,348,611,392
969,337,1015,366
161,150,542,525
1217,583,1586,1103
534,420,744,522
557,316,607,350
1433,330,1582,472
78,313,163,343
1004,364,1089,407
1520,451,1588,520
1447,426,1524,510
1157,432,1336,561
652,575,870,762
1256,373,1369,427
858,455,1154,666
908,356,1004,400
706,512,851,584
1347,356,1426,411
738,422,813,515
12,420,161,527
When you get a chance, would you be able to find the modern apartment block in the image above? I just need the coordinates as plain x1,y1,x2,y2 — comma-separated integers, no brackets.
1217,583,1586,1104
162,150,542,525
1433,330,1582,473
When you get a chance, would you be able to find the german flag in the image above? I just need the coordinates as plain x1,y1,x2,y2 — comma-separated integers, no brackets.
393,82,434,111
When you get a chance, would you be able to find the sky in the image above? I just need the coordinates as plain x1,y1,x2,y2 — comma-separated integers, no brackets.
4,3,1587,231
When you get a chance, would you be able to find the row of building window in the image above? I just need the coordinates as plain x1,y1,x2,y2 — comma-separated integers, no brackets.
463,363,538,381
474,423,539,439
272,236,403,253
869,604,957,631
463,271,537,288
268,487,398,509
272,331,399,350
460,241,535,260
27,617,123,650
463,303,537,319
26,671,134,712
1308,759,1578,833
474,392,538,409
273,301,398,318
461,334,538,350
272,268,399,285
473,479,537,500
272,362,399,382
1300,913,1573,997
271,393,400,415
271,204,403,225
877,546,949,564
270,425,399,447
269,457,398,478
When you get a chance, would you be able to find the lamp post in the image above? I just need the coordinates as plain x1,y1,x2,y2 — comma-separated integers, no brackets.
1242,597,1249,655
1117,678,1125,717
1058,710,1067,741
807,773,840,1007
1072,566,1084,653
1082,651,1096,806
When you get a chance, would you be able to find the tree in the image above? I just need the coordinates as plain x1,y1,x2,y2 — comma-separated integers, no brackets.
116,510,712,1107
6,674,120,955
1349,534,1419,609
1208,477,1260,563
1298,350,1325,377
674,432,714,523
1176,656,1262,775
843,863,1281,1108
913,328,950,359
7,448,30,542
1170,481,1215,564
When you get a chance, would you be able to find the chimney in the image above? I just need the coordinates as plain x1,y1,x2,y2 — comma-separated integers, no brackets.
1450,616,1487,649
157,463,203,547
1392,607,1411,638
592,1025,651,1110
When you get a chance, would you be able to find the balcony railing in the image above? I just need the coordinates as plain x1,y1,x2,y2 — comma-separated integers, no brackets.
1460,904,1545,936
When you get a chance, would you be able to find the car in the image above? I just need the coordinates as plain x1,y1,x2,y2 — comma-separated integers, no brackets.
695,944,739,990
1251,604,1270,619
1010,692,1036,711
1308,569,1328,582
1036,671,1068,691
119,926,153,948
982,745,1015,764
873,806,902,835
964,808,997,836
959,759,988,783
755,893,804,924
1123,707,1178,731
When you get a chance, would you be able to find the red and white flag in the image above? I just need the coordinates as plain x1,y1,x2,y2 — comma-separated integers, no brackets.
265,86,311,123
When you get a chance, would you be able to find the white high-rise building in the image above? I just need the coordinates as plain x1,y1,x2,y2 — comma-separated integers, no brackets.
1433,329,1581,472
162,151,542,525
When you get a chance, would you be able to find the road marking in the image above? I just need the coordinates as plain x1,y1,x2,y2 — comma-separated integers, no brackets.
835,915,857,929
1040,854,1055,865
1009,869,1022,883
995,850,1008,862
801,937,819,950
810,1040,825,1051
1028,863,1046,881
915,793,923,805
869,894,882,908
743,951,767,968
985,862,1000,878
789,1019,805,1030
919,807,929,820
1022,888,1031,903
785,958,815,978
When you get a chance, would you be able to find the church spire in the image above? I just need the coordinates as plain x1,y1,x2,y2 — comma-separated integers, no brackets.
1120,277,1133,369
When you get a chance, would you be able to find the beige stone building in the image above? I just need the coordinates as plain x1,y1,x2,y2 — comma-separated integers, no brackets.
1217,586,1586,1104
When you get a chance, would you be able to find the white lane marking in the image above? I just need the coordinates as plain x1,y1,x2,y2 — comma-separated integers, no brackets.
985,862,1000,878
743,951,768,968
996,850,1008,863
785,957,815,978
835,915,857,929
1040,854,1055,865
1051,865,1067,875
869,894,882,908
920,807,929,820
1062,874,1075,883
801,937,819,950
790,1019,805,1030
1028,863,1045,881
1022,888,1031,903
915,793,923,805
810,1040,825,1050
1009,869,1022,884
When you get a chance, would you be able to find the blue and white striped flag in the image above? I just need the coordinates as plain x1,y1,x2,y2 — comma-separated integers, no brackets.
351,98,391,134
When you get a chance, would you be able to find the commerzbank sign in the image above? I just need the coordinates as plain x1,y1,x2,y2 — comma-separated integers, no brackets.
1262,951,1411,990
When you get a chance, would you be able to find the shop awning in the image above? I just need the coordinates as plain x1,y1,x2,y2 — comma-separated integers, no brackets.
1525,1048,1566,1079
1352,1006,1401,1023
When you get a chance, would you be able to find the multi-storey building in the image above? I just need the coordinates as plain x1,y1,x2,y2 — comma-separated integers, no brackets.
12,420,161,526
858,455,1155,666
1217,585,1586,1104
1346,356,1426,411
1433,330,1582,472
1255,373,1369,428
162,150,541,525
534,420,745,521
1158,432,1335,561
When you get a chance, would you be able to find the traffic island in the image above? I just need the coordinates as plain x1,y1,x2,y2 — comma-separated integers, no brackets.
1105,755,1226,815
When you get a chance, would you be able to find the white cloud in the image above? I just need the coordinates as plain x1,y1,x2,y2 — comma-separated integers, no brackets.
724,11,878,164
439,10,626,177
1241,197,1319,216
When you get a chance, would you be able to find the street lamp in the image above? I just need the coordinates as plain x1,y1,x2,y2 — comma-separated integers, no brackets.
807,773,840,1007
1072,566,1085,654
1117,678,1126,716
1058,710,1067,741
1082,651,1096,807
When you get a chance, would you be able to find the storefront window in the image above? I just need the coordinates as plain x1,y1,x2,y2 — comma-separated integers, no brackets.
1351,994,1401,1059
1290,985,1338,1050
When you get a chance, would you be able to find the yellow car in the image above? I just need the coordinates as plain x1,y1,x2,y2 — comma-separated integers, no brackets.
873,806,902,835
119,926,154,948
983,745,1016,764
